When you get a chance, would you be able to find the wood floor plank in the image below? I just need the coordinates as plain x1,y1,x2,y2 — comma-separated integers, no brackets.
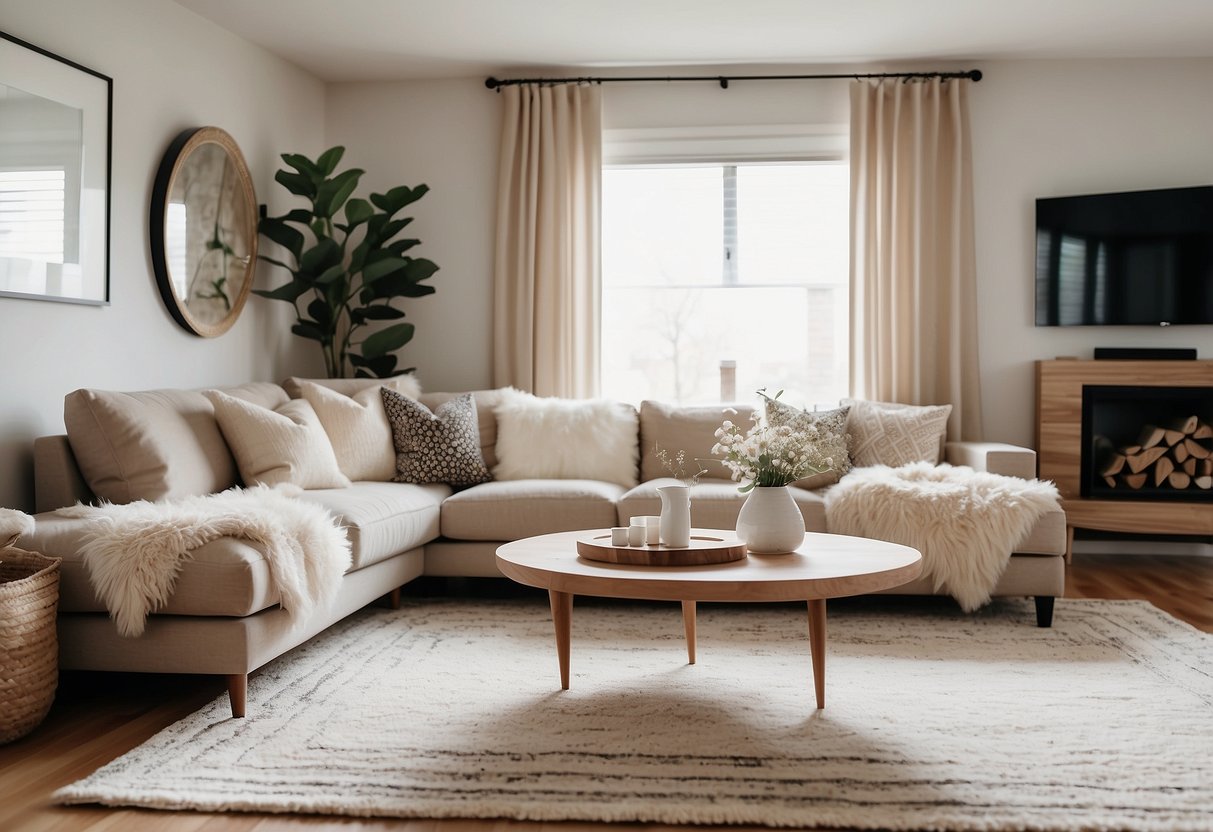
3,554,1210,831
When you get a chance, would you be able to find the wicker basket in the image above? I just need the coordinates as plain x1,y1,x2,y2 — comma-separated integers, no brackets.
0,535,61,744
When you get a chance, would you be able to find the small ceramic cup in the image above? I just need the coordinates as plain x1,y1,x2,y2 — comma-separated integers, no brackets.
610,527,630,546
627,524,645,546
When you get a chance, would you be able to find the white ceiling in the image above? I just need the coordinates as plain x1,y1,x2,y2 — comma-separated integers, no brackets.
173,0,1213,83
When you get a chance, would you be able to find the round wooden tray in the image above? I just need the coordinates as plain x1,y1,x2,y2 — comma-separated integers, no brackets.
576,530,747,566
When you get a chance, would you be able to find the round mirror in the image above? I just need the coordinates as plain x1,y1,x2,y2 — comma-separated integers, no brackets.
151,127,257,337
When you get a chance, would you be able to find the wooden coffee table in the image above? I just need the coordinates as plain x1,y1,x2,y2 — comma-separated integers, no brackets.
496,529,922,708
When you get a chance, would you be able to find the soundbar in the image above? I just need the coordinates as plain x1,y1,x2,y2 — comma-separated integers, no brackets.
1093,347,1198,360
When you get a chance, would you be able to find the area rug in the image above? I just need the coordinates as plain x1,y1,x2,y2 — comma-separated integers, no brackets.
57,598,1212,831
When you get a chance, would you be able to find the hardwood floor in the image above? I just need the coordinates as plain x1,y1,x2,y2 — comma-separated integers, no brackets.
2,553,1210,832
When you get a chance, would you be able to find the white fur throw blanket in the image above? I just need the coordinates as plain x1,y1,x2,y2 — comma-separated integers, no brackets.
823,462,1060,612
58,486,351,637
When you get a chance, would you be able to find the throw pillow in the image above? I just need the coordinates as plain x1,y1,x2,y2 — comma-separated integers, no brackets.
842,398,953,468
297,380,398,482
281,374,421,401
638,400,759,482
381,388,491,486
63,382,288,504
493,390,640,487
765,398,852,489
204,390,351,489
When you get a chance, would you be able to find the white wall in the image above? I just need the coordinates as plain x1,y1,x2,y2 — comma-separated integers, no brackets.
970,59,1213,447
328,59,1213,451
0,0,326,510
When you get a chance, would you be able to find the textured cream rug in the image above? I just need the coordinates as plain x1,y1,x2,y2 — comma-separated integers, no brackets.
58,598,1212,831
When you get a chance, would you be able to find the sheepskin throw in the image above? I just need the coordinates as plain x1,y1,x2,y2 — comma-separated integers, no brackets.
0,507,35,548
824,462,1059,611
58,486,351,637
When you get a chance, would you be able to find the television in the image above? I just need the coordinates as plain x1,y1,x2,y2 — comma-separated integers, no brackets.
1034,185,1213,326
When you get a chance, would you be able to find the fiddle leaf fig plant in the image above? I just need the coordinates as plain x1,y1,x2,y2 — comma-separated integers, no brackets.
254,146,438,378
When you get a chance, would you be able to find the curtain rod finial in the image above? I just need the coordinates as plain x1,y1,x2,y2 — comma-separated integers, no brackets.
485,77,501,90
969,69,983,82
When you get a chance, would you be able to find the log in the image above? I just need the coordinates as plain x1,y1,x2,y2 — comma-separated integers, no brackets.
1164,415,1199,435
1103,475,1118,488
1182,457,1197,476
1199,459,1213,477
1121,472,1148,489
1162,429,1186,446
1194,422,1213,440
1137,425,1166,449
1173,442,1190,464
1195,476,1213,490
1118,444,1142,456
1183,438,1211,460
1153,455,1175,486
1125,445,1167,473
1168,471,1191,490
1099,453,1127,477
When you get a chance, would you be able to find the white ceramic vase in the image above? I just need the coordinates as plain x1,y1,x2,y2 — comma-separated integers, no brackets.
735,485,805,554
657,484,691,548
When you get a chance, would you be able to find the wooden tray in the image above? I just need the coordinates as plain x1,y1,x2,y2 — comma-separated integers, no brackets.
576,530,747,566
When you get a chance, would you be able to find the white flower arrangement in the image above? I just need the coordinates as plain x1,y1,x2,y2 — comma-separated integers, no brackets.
711,391,841,493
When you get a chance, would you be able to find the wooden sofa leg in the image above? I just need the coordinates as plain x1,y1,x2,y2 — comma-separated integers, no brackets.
1034,596,1055,628
389,586,402,610
226,673,247,718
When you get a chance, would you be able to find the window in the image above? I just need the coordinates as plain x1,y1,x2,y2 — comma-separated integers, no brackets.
0,168,67,264
601,161,849,407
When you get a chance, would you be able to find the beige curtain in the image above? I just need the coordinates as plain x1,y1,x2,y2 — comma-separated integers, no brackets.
849,78,983,440
493,83,602,398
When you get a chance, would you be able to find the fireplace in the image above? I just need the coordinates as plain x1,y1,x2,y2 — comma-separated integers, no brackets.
1080,385,1213,501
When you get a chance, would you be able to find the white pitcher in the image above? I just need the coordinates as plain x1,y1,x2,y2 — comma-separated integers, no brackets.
657,484,691,548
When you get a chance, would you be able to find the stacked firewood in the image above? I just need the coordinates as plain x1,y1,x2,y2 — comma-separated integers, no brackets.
1097,415,1213,491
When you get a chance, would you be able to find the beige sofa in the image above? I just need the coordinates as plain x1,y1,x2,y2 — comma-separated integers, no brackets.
24,385,1066,718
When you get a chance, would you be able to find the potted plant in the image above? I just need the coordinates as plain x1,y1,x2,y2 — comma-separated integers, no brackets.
255,147,438,378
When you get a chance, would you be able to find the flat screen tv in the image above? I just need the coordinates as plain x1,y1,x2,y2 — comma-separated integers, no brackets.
1035,185,1213,326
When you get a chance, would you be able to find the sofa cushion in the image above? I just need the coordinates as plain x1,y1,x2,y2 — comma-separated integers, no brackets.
843,399,952,467
618,477,827,533
297,380,398,482
418,389,506,470
383,390,492,486
204,391,350,489
441,479,625,540
493,390,639,486
639,401,760,482
26,511,281,617
281,374,422,401
64,382,288,504
296,481,449,569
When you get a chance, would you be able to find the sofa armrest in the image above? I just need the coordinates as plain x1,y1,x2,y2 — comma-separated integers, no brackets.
944,441,1037,480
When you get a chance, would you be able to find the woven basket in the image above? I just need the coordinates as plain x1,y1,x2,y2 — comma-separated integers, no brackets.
0,534,61,744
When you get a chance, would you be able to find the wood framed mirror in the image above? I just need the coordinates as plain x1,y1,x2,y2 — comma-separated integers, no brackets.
150,126,257,337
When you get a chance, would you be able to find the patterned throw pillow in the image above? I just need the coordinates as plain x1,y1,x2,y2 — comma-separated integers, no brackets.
842,398,953,468
381,388,491,486
765,398,852,489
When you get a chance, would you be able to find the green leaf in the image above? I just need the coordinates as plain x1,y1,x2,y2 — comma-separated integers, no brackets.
355,305,406,321
256,255,296,272
291,321,327,342
258,217,304,260
348,353,398,379
388,238,421,254
307,298,333,330
315,263,346,286
360,322,415,358
299,238,342,275
403,258,439,283
396,283,437,298
315,146,345,176
274,169,316,198
281,153,320,179
281,208,313,225
315,168,363,219
344,198,374,226
371,184,429,214
252,280,309,302
377,217,413,241
361,255,407,284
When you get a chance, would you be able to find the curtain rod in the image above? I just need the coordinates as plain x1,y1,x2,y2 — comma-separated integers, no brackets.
485,69,982,90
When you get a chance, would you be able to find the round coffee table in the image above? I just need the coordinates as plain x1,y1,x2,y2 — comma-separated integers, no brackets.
496,529,922,708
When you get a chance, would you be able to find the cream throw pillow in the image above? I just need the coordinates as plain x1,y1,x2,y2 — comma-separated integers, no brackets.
204,390,350,489
493,390,639,487
843,398,952,468
297,380,399,482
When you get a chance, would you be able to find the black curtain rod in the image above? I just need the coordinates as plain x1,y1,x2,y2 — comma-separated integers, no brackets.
485,69,981,90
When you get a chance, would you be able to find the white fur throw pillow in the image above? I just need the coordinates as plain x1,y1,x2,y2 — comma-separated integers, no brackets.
493,390,639,487
204,390,350,490
297,380,399,482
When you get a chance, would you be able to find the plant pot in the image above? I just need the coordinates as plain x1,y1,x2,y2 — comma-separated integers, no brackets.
736,485,805,554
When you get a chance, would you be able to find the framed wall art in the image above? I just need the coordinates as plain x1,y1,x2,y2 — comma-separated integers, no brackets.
0,30,112,305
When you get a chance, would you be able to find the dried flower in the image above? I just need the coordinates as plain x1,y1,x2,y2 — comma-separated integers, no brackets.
712,389,841,493
654,444,709,487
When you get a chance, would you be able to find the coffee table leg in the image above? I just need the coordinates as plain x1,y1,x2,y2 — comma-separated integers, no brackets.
681,600,697,664
549,590,573,690
807,599,826,709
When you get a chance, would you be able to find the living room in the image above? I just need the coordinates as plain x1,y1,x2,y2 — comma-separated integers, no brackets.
0,1,1211,830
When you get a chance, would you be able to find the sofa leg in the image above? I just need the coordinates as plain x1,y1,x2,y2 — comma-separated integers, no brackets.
389,586,402,610
226,673,247,718
1034,596,1055,628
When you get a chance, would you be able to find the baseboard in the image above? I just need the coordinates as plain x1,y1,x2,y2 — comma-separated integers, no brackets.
1072,539,1213,557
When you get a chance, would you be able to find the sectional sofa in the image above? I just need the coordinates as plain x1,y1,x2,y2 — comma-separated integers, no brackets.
22,380,1067,718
